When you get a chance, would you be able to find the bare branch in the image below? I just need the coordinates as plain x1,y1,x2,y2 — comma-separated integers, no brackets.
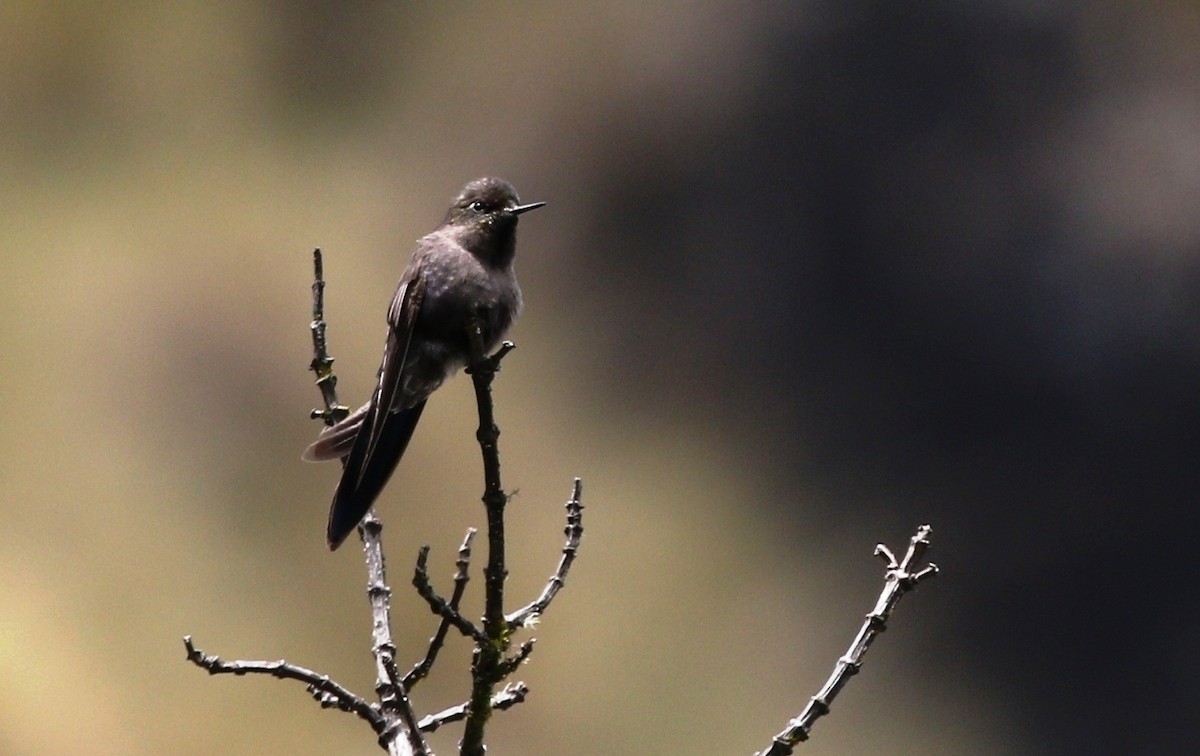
495,639,536,679
413,541,486,644
309,248,349,426
376,654,428,755
406,529,479,686
460,325,515,756
507,479,585,629
183,635,384,732
757,525,939,756
417,682,530,734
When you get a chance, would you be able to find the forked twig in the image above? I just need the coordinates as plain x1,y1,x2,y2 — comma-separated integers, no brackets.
758,525,939,755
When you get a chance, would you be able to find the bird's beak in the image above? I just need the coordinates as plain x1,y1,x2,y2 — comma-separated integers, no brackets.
511,201,546,215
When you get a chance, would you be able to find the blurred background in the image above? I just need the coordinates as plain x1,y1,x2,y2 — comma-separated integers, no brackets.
2,2,1197,754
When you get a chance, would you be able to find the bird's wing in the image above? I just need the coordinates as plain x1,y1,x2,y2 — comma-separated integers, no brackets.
325,271,427,549
360,271,425,473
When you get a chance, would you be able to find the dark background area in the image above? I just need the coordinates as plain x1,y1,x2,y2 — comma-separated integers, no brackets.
3,2,1196,754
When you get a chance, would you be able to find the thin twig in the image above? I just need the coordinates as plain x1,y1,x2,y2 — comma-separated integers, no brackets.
406,529,479,687
495,639,536,679
416,683,530,734
183,635,385,732
757,525,939,756
508,479,584,629
413,541,486,644
309,248,349,426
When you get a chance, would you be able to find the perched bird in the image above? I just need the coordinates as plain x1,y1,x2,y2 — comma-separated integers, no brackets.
304,177,544,549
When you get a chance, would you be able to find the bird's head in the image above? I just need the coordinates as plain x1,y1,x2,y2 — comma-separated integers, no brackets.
444,177,543,236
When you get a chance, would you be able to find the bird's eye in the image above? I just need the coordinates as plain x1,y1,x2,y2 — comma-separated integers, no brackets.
469,200,487,213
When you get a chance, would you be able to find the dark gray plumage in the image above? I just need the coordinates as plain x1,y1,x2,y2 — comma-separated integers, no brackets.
304,177,543,549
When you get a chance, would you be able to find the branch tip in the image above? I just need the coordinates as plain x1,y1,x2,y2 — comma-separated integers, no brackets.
757,524,938,755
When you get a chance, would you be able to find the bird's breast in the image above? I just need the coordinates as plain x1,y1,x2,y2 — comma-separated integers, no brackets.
414,248,521,355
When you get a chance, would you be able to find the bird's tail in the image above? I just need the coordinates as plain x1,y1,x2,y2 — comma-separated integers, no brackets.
302,404,370,462
325,399,428,550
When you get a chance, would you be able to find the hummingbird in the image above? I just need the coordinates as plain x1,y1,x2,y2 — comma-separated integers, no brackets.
304,177,544,549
